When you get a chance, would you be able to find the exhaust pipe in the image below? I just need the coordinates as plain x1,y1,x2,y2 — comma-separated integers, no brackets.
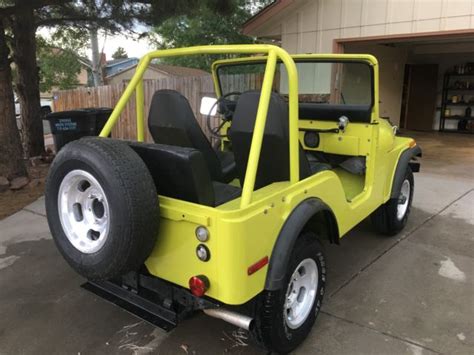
203,308,253,330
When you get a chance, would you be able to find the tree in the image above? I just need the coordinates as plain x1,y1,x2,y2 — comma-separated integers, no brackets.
36,26,89,91
38,46,81,92
37,31,86,92
112,46,128,59
10,3,43,159
0,18,26,178
0,0,235,163
153,0,253,71
152,0,273,70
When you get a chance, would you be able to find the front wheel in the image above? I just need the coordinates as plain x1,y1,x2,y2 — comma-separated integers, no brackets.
251,233,326,353
371,167,414,235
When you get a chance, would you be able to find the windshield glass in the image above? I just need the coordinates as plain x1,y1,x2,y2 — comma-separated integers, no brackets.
216,60,373,105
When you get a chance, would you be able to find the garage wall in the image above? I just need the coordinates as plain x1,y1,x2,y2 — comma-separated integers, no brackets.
251,0,474,53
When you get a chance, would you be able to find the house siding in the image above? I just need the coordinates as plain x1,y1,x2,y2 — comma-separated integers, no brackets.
249,0,474,53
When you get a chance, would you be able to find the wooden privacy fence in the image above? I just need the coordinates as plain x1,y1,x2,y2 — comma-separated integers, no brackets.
52,73,265,143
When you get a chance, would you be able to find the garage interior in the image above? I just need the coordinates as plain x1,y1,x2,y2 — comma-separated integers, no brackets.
341,32,474,134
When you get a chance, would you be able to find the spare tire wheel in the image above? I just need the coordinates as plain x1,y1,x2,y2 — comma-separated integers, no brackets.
45,137,159,280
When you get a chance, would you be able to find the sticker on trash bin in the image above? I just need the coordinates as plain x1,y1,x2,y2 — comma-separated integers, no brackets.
54,118,77,131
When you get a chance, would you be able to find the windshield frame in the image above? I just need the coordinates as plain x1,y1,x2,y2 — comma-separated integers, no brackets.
212,54,378,117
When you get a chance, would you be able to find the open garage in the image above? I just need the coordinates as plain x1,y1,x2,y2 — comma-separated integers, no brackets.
340,31,474,134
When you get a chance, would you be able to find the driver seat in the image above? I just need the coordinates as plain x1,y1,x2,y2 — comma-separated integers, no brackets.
148,89,236,183
229,91,331,189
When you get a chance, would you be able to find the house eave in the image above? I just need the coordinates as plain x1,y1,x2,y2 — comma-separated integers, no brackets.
242,0,295,36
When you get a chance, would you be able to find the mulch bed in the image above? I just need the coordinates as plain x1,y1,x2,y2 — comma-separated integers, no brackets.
0,162,50,220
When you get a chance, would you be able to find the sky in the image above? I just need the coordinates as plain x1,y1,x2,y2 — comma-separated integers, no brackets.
91,30,156,60
38,27,156,61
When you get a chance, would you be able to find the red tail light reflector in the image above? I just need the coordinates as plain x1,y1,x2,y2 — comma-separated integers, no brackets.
189,275,210,297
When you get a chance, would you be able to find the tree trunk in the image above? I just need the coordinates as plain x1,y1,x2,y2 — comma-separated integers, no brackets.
90,28,103,86
0,20,27,179
11,6,44,158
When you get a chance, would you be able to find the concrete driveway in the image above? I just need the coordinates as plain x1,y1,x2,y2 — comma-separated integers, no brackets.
0,131,473,354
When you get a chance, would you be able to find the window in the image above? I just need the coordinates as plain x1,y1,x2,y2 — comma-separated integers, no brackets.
217,60,373,106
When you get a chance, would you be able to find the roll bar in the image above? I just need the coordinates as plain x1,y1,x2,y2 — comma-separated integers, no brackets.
99,45,299,208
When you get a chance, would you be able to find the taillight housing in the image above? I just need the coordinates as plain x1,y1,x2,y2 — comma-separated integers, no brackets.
189,275,210,297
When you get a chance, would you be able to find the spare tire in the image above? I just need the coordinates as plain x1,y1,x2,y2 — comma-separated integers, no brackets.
45,137,159,280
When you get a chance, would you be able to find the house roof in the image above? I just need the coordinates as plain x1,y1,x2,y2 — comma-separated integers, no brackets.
78,56,92,69
149,63,209,77
105,57,138,68
242,0,295,35
105,63,209,79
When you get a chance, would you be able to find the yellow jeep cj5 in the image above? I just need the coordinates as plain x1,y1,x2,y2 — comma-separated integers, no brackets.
45,45,421,353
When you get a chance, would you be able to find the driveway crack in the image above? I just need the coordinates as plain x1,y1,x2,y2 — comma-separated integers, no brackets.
320,310,442,354
22,208,46,217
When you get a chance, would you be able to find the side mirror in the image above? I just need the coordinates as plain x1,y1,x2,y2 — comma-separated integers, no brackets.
200,96,218,116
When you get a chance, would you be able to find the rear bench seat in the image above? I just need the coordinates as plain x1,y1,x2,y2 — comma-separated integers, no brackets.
128,142,241,207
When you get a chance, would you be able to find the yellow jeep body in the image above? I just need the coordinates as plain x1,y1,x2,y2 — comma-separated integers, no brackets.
99,45,417,306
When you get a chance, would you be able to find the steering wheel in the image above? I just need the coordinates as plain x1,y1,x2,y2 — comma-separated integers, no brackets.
206,91,241,138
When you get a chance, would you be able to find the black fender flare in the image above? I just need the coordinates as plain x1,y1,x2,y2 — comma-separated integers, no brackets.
264,198,339,291
390,145,422,199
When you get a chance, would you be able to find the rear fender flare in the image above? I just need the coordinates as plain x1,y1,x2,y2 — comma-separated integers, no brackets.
264,198,338,291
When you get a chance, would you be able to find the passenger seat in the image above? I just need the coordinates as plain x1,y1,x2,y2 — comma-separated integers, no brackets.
148,89,236,183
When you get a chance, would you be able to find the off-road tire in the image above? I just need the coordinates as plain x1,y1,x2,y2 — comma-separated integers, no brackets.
251,232,326,353
371,167,414,236
45,137,159,280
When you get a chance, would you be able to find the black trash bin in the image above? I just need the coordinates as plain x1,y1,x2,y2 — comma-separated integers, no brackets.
44,108,113,151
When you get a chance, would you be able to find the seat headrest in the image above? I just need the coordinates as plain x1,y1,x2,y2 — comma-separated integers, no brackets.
149,89,195,126
231,91,289,136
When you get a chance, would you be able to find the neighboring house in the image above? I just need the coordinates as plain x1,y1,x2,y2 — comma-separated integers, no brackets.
243,0,474,132
77,56,94,87
104,57,140,77
105,63,209,85
75,55,139,87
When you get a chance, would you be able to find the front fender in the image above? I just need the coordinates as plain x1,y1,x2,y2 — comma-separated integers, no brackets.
390,145,422,198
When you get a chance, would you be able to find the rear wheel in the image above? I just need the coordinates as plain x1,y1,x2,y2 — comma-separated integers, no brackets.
45,137,159,280
252,232,326,353
371,167,414,235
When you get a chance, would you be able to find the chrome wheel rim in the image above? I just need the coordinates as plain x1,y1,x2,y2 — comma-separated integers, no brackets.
396,179,411,221
284,258,318,329
58,169,110,254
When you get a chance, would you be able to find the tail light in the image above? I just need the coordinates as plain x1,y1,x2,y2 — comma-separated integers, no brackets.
189,275,210,297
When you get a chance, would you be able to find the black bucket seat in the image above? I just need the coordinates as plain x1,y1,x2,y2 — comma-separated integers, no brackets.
148,89,236,183
229,91,331,189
